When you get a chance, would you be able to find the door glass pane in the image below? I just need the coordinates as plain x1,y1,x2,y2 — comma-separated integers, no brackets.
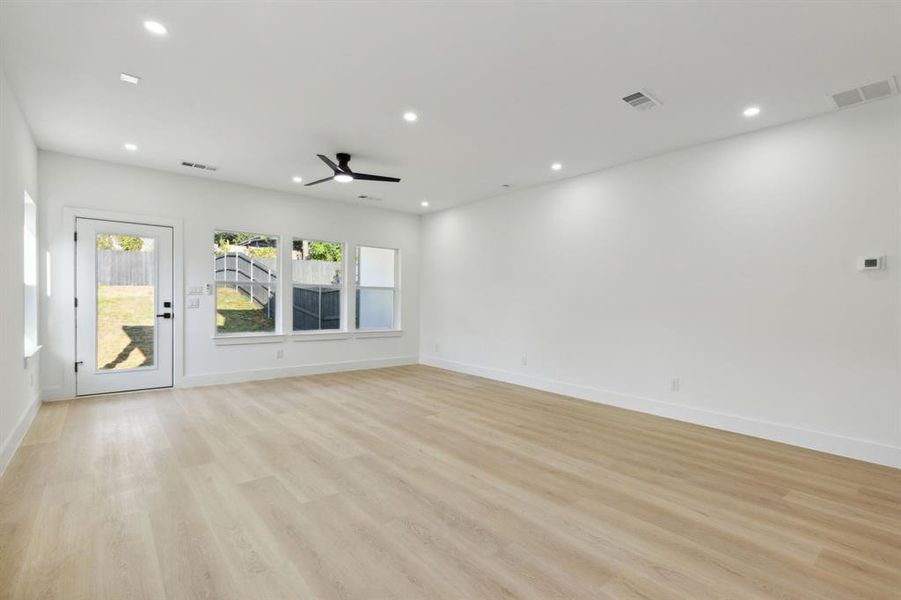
95,234,156,370
356,288,394,329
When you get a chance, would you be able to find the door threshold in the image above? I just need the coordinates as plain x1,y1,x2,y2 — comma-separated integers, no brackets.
75,384,174,398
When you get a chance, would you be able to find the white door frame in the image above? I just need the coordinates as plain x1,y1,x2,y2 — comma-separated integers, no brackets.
76,218,174,395
55,207,184,399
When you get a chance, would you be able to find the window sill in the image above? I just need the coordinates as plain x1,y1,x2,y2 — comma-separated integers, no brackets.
353,329,403,339
24,344,42,359
213,333,285,346
291,331,352,342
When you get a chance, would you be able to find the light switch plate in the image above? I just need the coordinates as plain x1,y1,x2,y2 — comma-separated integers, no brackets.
186,297,200,309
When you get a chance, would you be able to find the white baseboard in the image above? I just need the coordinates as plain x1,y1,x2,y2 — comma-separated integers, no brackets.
41,386,69,402
44,355,418,400
180,355,419,388
0,394,41,478
420,356,901,469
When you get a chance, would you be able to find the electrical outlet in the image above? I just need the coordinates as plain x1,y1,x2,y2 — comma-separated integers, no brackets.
276,349,284,359
434,342,440,354
521,355,528,366
671,377,681,392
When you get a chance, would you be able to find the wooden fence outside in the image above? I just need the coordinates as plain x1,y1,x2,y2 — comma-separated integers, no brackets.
96,249,154,285
104,251,341,328
214,253,277,317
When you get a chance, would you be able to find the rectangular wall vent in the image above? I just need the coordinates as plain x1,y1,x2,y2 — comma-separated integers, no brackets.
831,77,898,109
180,161,218,172
622,90,661,111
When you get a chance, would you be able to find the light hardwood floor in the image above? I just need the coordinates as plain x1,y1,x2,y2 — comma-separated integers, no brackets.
1,365,899,599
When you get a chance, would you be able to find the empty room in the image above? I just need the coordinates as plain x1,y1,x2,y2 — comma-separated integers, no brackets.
1,1,899,598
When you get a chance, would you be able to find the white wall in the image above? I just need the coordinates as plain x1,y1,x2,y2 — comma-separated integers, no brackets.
0,67,40,474
420,98,901,467
39,152,420,399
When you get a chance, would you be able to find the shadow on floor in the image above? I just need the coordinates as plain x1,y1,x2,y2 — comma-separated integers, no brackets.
101,325,154,369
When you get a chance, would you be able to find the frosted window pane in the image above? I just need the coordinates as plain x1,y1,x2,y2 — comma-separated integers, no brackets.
356,288,394,329
358,247,395,287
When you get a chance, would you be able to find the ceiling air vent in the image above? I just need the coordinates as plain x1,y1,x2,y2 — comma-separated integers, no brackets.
831,77,898,109
622,90,661,111
180,160,218,172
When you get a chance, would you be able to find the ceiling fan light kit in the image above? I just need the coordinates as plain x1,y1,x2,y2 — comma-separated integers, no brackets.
305,152,401,186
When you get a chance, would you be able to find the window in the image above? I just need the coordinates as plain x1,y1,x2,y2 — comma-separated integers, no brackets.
213,231,279,335
292,239,344,332
23,191,38,355
355,246,398,330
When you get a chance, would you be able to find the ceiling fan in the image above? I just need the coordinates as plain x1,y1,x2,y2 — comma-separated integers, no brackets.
305,153,401,186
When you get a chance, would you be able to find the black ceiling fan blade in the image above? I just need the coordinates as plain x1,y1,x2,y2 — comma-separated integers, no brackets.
351,173,401,183
317,154,341,173
304,176,335,186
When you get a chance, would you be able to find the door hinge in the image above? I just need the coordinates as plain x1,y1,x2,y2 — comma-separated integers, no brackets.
74,297,78,308
74,231,78,242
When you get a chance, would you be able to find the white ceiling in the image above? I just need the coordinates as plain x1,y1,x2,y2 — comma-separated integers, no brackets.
1,1,899,213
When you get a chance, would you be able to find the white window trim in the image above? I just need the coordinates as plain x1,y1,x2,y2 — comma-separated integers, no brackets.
213,229,282,338
291,331,352,342
290,238,348,335
213,333,286,346
353,330,403,339
353,244,401,332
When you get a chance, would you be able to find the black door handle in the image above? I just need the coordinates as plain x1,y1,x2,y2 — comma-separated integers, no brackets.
156,312,173,319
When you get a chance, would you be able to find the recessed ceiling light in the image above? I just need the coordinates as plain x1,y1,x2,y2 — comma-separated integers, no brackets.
403,111,418,122
420,201,429,207
551,162,562,171
123,143,138,152
120,73,141,85
743,106,761,117
143,20,168,36
334,173,353,183
292,176,303,183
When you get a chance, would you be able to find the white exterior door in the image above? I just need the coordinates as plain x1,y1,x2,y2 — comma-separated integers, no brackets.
75,218,174,395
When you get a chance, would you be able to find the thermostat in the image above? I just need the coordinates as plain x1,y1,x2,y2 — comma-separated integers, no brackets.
857,256,884,271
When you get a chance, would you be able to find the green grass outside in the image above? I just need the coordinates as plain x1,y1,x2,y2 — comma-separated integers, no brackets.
96,285,273,369
216,286,276,334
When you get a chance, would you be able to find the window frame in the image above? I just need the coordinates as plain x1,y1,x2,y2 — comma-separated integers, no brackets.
212,229,282,338
353,244,401,332
290,238,348,336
